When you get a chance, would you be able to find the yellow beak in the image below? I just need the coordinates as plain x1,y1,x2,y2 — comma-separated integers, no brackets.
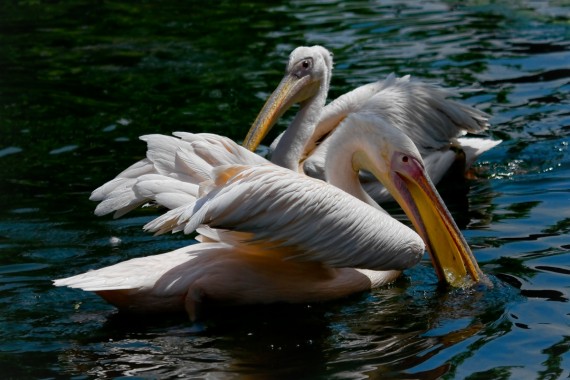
377,153,490,288
243,73,318,151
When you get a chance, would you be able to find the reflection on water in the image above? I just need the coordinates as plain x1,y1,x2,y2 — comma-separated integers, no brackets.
1,0,569,378
54,279,518,379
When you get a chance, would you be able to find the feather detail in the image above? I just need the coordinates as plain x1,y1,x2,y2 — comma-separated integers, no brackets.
88,133,271,218
143,164,425,271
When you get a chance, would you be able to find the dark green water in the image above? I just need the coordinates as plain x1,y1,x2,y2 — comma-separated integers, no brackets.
1,1,569,378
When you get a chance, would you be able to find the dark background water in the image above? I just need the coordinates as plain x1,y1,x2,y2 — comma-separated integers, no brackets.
1,1,569,378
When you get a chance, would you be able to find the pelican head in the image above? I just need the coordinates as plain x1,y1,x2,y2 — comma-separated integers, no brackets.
328,114,490,288
243,45,333,151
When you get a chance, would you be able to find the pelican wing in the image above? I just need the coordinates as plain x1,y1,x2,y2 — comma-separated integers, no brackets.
53,245,201,292
302,75,496,202
310,74,490,155
174,132,268,168
89,158,156,218
90,134,198,217
91,133,269,218
356,76,490,154
308,79,390,148
145,164,425,271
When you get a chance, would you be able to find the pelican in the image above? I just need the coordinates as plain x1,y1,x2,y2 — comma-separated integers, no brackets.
54,113,488,321
243,45,501,202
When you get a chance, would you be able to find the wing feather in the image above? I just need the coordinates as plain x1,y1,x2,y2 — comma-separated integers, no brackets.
145,164,425,271
90,133,270,218
53,245,201,292
356,75,490,154
305,73,490,158
302,74,497,203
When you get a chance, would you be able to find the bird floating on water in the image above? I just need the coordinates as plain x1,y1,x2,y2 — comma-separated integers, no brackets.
243,45,501,202
54,113,488,321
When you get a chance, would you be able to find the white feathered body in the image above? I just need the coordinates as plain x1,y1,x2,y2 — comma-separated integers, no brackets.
270,74,500,202
55,134,424,319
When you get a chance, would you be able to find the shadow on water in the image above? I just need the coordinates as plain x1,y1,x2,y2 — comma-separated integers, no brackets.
44,275,521,379
55,302,336,378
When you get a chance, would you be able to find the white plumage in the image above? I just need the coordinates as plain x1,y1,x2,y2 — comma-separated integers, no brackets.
56,127,436,320
55,47,493,320
243,46,501,202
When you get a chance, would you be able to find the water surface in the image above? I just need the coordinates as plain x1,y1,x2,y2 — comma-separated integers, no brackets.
1,1,569,378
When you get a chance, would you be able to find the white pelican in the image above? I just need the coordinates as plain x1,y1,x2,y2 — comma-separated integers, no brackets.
243,45,501,202
54,115,488,321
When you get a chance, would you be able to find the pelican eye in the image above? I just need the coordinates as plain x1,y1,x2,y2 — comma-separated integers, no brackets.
402,156,409,163
293,58,313,78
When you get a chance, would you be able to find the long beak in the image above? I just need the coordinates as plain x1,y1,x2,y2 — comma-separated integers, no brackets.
243,73,316,151
381,153,490,288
